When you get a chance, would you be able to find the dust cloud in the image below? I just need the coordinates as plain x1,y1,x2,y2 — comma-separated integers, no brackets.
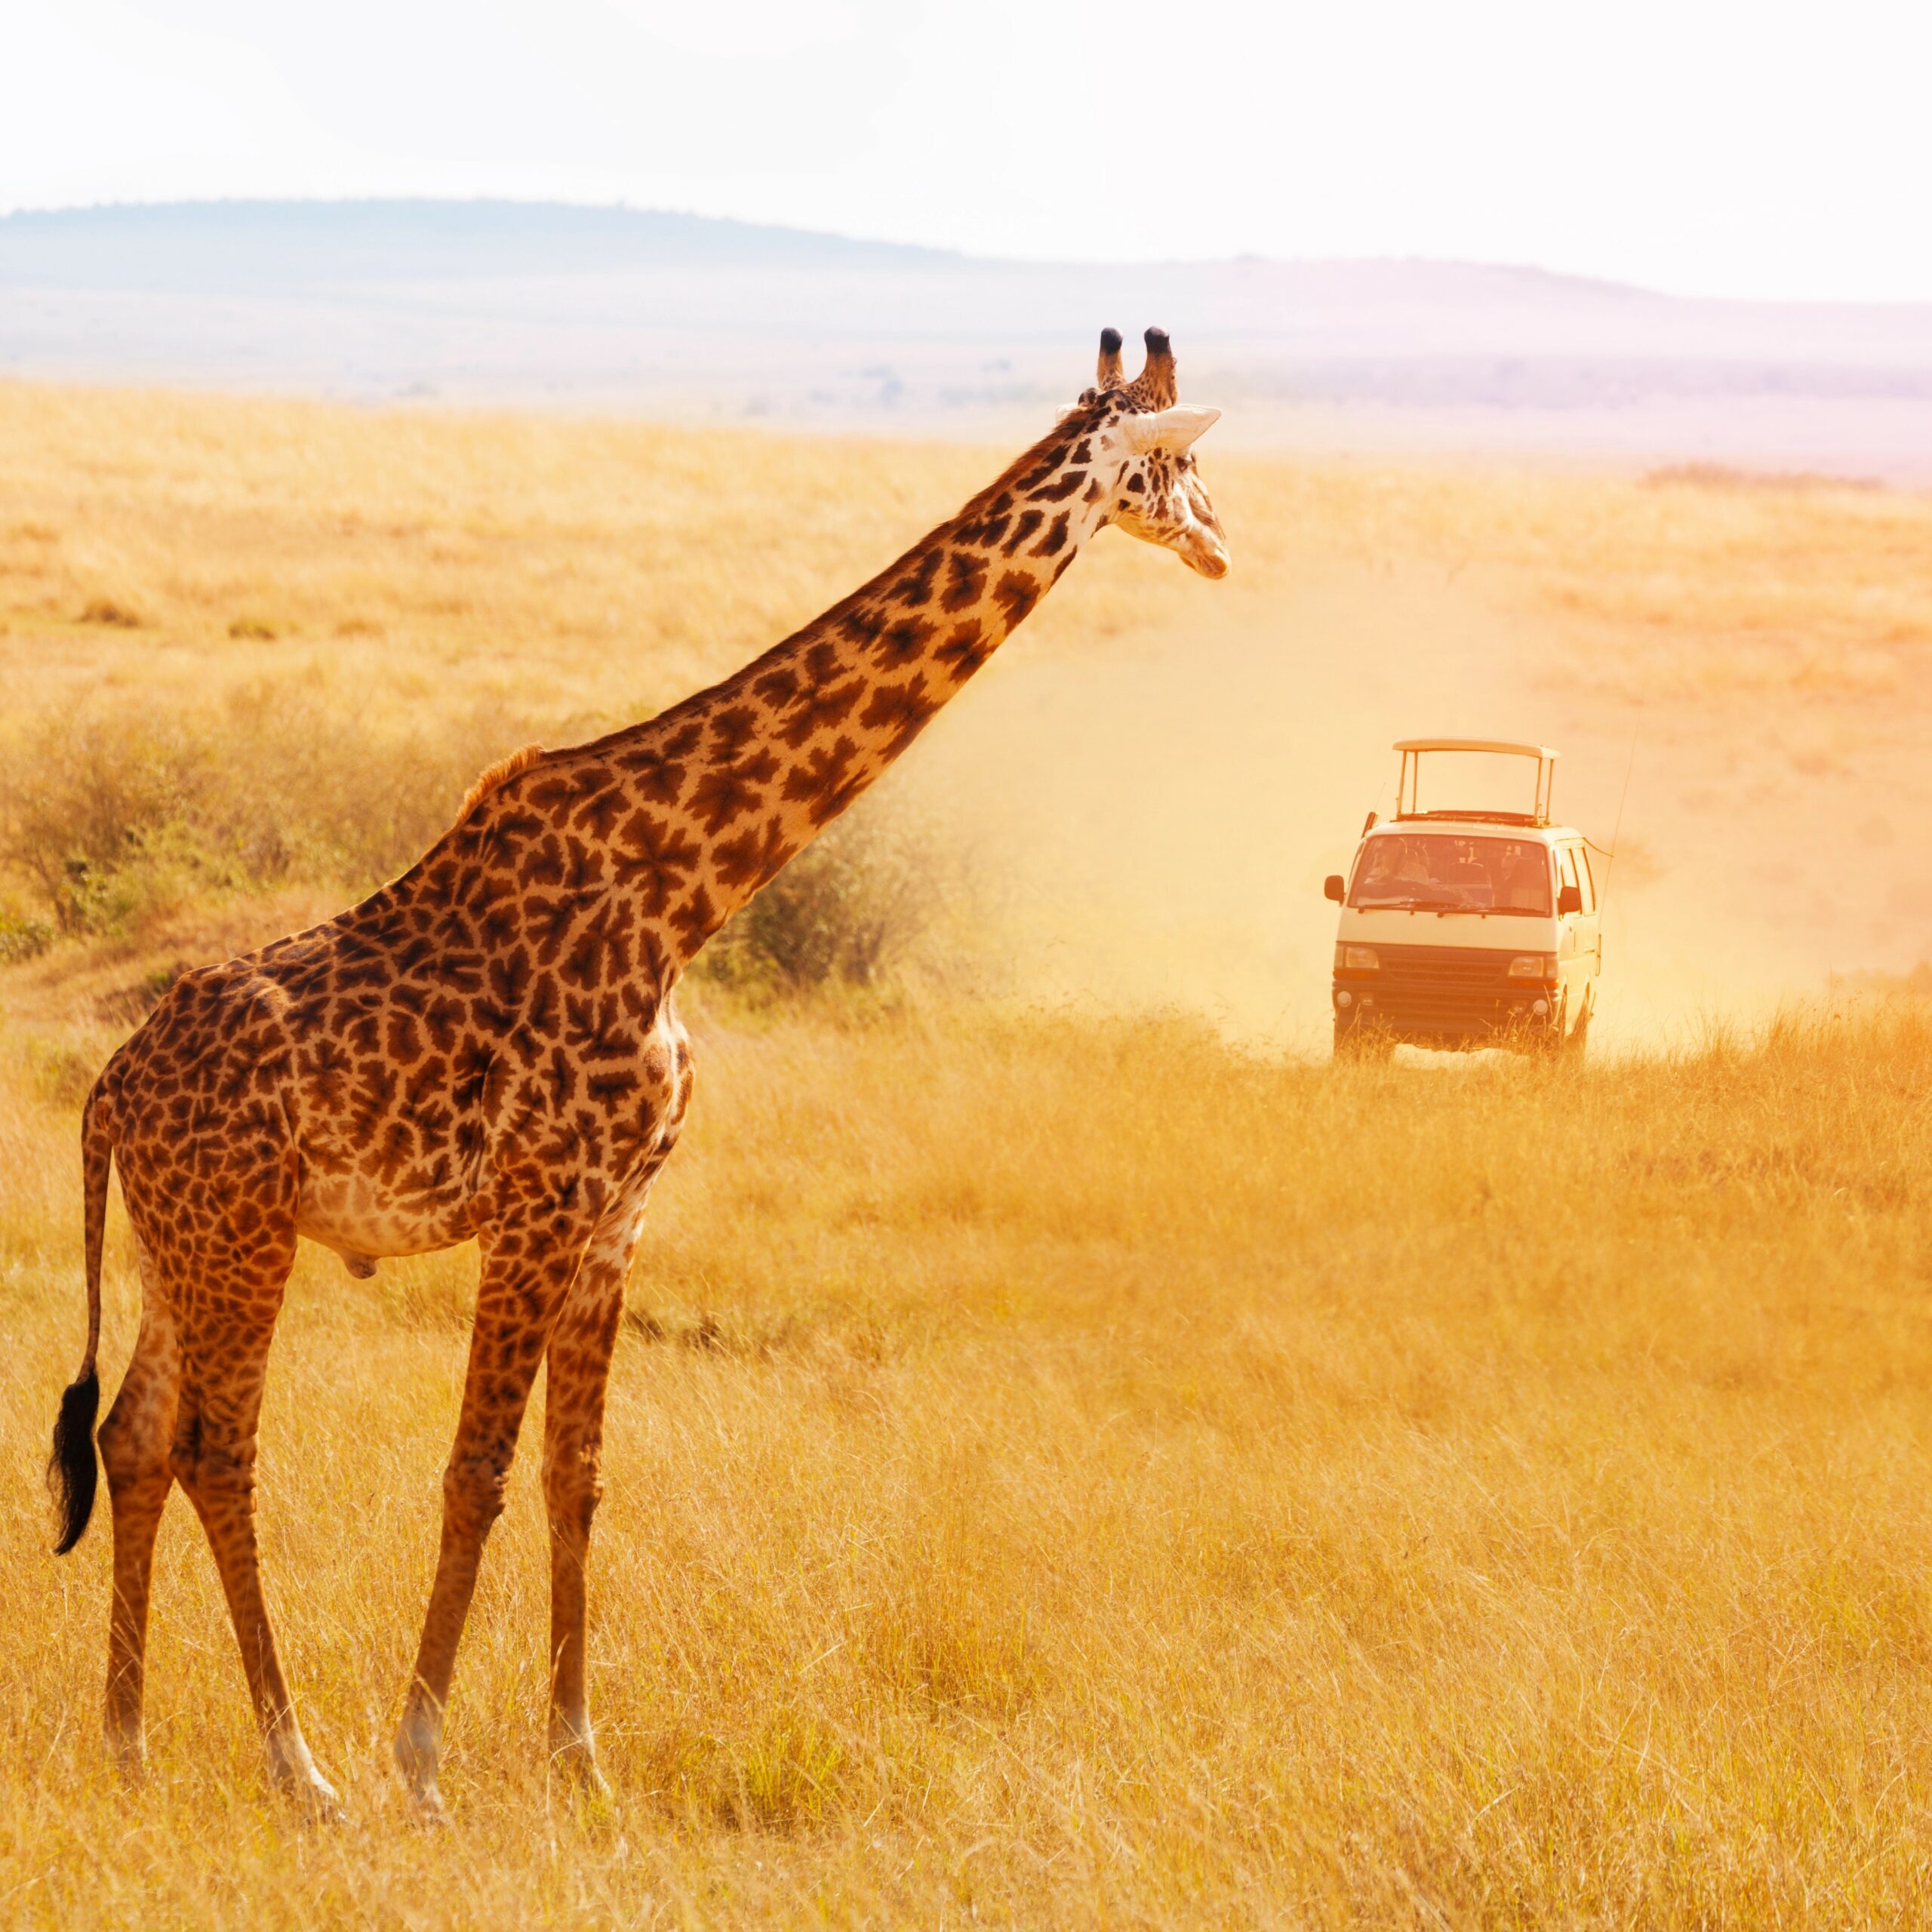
890,523,1932,1055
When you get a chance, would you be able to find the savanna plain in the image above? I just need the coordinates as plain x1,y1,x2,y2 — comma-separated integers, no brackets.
5,386,1932,1927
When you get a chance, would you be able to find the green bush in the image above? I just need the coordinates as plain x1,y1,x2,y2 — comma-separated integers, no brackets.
0,906,54,963
0,686,572,937
698,803,954,994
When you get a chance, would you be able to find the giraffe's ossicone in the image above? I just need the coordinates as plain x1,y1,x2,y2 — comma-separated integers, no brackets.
46,328,1229,1817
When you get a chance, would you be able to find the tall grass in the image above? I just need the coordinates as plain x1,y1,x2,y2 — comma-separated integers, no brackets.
3,1002,1932,1927
6,383,1927,740
0,684,541,937
5,382,1932,1924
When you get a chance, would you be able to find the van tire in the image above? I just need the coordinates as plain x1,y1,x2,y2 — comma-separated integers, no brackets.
1560,991,1592,1062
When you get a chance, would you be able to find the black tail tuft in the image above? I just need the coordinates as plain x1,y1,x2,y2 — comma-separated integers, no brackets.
48,1369,100,1555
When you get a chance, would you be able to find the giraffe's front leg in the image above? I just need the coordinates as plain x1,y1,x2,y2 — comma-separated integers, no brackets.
395,1211,593,1819
541,1214,640,1797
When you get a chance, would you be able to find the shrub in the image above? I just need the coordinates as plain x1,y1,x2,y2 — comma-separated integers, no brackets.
0,689,968,983
0,906,54,962
0,687,573,937
697,802,955,995
78,598,143,628
0,715,206,932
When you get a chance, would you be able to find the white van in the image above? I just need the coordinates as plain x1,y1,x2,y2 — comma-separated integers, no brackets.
1325,740,1599,1058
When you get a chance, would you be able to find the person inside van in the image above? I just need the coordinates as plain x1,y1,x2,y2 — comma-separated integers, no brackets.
1499,844,1551,912
1361,838,1433,899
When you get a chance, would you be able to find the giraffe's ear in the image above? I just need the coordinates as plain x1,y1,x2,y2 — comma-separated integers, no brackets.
1123,405,1221,456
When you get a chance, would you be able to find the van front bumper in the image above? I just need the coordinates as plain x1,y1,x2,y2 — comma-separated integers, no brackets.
1333,942,1560,1045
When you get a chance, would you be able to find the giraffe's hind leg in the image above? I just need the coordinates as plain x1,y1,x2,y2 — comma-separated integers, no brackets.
95,1246,180,1774
160,1206,340,1818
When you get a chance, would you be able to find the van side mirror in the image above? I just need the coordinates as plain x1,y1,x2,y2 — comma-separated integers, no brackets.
1324,875,1346,903
1558,884,1583,915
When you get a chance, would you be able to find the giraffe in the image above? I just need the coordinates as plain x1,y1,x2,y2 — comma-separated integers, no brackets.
46,328,1228,1820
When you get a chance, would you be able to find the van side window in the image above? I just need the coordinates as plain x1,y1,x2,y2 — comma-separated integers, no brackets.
1576,847,1596,913
1558,845,1583,911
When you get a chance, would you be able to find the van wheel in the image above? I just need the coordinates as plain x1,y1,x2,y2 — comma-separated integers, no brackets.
1560,995,1592,1062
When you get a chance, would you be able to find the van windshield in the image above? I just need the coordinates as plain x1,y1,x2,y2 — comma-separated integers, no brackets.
1349,834,1552,915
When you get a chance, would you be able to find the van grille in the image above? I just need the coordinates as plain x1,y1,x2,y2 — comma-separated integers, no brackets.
1357,944,1528,1035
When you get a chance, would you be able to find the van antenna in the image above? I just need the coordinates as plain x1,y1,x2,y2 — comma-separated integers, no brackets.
1592,740,1637,922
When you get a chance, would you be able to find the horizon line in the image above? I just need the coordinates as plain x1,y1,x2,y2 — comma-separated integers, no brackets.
8,193,1932,314
0,192,1720,306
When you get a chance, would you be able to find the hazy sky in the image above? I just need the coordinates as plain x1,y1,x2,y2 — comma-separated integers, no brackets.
8,1,1930,301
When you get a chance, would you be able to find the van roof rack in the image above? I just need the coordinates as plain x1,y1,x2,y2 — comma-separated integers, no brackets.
1392,740,1558,827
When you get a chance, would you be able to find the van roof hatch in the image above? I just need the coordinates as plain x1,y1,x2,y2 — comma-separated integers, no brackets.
1392,740,1558,828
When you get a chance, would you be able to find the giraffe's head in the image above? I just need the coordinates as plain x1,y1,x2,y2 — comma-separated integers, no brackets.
1077,327,1229,580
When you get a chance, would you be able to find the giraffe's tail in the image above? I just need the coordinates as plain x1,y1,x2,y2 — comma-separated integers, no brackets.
49,1081,112,1555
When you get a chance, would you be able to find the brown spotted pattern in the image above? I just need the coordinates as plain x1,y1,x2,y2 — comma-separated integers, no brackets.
61,329,1228,1816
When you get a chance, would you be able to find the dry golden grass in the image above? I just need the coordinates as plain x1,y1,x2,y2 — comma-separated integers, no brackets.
1244,460,1932,705
0,384,1195,734
8,380,1930,1029
5,384,1929,741
6,382,1932,1925
6,999,1932,1927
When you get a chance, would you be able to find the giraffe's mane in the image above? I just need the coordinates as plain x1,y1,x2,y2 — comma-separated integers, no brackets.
961,396,1113,515
456,743,547,823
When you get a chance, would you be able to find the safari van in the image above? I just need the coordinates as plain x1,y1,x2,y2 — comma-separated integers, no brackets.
1324,740,1600,1058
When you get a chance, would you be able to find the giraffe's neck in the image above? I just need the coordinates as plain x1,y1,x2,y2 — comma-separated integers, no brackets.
591,405,1118,971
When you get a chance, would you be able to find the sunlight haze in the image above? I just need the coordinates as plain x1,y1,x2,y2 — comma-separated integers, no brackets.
11,8,1932,1921
8,0,1931,300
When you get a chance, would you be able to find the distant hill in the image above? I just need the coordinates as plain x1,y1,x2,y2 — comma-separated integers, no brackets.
4,198,1930,478
0,198,958,291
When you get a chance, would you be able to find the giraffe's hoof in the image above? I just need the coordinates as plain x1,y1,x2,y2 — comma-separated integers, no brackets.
549,1721,611,1800
281,1768,346,1827
409,1784,453,1828
559,1755,614,1804
264,1733,343,1823
393,1727,448,1822
106,1729,147,1783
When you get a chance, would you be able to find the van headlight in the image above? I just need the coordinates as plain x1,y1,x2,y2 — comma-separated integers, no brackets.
1334,944,1380,972
1506,953,1557,980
